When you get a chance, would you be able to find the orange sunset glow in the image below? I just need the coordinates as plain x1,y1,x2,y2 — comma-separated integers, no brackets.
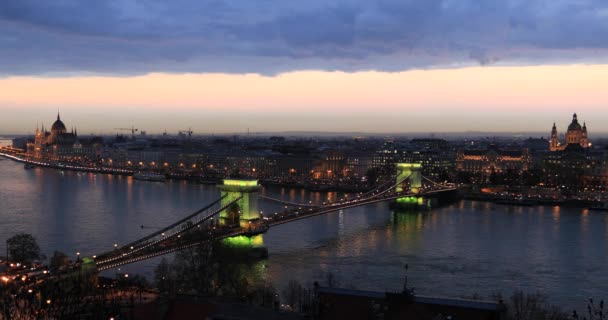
2,64,608,134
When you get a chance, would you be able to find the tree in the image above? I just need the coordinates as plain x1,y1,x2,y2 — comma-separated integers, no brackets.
456,171,473,184
508,290,571,320
523,165,544,186
154,257,174,294
282,280,303,309
6,233,40,263
49,251,69,272
572,298,605,320
325,272,340,288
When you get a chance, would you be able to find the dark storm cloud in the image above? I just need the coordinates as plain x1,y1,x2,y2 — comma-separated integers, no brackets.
1,0,608,75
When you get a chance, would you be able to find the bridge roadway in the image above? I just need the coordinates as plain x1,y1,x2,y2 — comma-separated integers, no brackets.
95,173,418,268
95,186,456,270
267,187,456,227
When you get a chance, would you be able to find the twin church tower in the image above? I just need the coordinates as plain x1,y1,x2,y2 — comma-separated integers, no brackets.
549,113,591,151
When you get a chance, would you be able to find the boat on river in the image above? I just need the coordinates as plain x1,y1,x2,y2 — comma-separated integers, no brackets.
133,172,166,182
495,199,538,206
589,202,608,212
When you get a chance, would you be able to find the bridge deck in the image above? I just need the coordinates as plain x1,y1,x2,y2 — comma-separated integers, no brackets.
94,186,455,270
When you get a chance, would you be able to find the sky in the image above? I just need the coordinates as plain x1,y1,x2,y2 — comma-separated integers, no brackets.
1,0,608,135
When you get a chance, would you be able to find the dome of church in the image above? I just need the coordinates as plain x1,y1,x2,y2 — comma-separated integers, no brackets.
567,113,581,131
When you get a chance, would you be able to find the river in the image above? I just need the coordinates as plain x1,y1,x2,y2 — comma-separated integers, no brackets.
0,152,606,311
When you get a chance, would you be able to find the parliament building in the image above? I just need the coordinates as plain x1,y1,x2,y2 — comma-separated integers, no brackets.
26,113,85,159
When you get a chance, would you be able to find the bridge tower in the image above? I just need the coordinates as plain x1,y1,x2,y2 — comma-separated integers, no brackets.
217,179,261,228
396,163,422,194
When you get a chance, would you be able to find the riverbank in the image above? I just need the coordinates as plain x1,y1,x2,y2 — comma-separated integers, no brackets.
260,179,371,193
461,191,606,210
1,150,373,193
0,152,134,175
3,150,605,208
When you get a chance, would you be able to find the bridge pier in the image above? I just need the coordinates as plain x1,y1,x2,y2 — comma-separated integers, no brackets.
390,196,432,210
396,163,422,194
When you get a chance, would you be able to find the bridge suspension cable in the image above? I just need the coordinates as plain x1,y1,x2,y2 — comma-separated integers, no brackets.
96,195,243,267
97,225,253,271
357,174,399,199
118,195,227,250
258,194,319,207
96,195,228,262
97,179,459,269
96,172,456,270
360,172,413,200
422,176,454,189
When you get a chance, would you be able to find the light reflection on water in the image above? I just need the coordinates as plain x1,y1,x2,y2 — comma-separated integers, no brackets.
0,159,607,310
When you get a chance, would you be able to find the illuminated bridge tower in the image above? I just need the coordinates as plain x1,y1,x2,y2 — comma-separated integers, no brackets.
218,179,261,227
217,179,267,256
392,163,427,210
396,163,422,194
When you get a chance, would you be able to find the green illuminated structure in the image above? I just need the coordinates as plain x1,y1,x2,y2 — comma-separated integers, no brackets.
395,196,425,206
222,234,264,248
218,178,261,227
391,195,432,210
396,163,422,194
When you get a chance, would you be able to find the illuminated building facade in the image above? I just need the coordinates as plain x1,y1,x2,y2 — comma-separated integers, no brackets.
372,141,399,167
549,113,591,151
456,148,530,174
27,113,79,159
542,143,608,189
455,146,531,183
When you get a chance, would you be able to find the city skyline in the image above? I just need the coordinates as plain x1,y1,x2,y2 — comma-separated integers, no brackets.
2,2,608,317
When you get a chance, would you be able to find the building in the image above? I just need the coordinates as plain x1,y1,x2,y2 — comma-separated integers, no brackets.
401,139,454,181
409,138,449,150
346,152,374,178
542,143,608,190
27,113,79,159
372,140,400,168
549,113,591,151
26,113,101,161
455,145,531,184
316,286,505,320
542,114,608,189
401,149,454,181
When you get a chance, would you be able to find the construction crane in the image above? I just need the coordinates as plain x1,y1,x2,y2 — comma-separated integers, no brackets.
178,128,193,140
114,126,139,140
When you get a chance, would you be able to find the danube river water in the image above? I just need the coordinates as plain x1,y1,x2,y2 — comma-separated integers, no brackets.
1,154,607,311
